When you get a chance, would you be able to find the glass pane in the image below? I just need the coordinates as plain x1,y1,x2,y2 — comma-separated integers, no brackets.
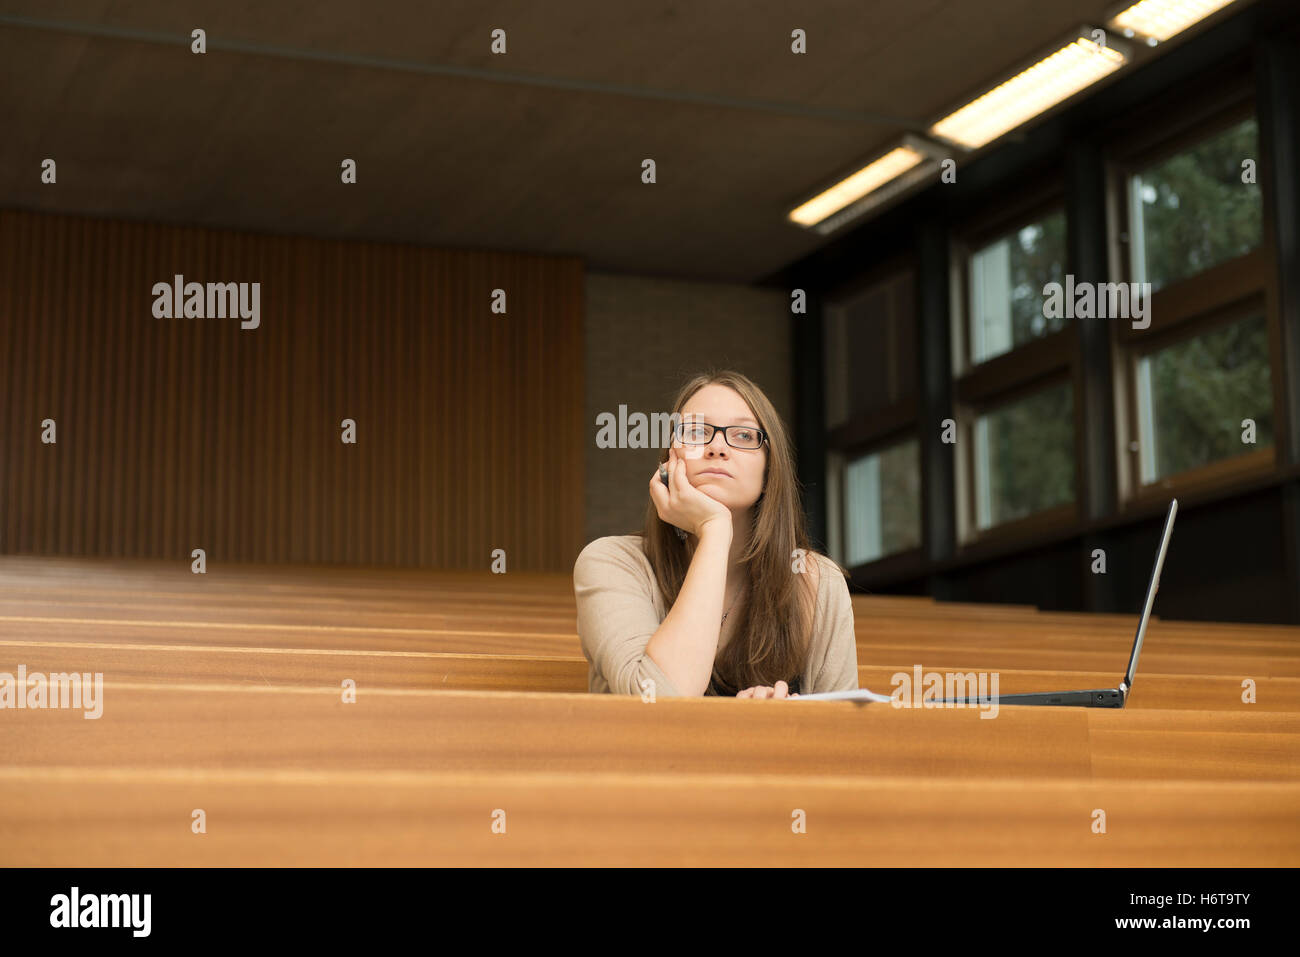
824,271,915,429
844,438,921,565
1136,313,1273,482
968,209,1067,364
1130,116,1262,292
974,383,1074,529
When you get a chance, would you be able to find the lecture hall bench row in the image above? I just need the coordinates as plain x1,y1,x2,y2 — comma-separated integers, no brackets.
1,556,1297,865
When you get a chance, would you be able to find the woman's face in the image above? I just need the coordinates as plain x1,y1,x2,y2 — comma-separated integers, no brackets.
673,384,767,511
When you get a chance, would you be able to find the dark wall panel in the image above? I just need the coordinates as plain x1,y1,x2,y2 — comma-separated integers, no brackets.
872,489,1294,625
0,209,585,571
1110,489,1291,625
946,541,1086,613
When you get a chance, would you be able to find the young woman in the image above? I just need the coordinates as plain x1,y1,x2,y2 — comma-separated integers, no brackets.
574,370,860,698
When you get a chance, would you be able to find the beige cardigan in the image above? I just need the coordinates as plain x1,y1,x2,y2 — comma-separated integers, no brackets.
573,534,860,697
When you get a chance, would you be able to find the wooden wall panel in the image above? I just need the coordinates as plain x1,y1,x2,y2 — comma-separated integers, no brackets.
0,209,585,571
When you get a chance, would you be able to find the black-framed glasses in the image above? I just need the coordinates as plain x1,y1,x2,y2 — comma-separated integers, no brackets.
673,421,768,450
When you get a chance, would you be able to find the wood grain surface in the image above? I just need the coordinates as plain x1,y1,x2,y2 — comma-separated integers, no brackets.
2,556,1297,865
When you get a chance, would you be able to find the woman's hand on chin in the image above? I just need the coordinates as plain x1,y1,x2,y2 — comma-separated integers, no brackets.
649,446,734,539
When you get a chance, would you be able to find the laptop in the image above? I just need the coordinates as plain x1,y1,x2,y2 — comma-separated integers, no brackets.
798,498,1178,708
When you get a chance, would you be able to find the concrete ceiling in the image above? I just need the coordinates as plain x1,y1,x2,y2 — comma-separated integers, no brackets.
0,0,1243,283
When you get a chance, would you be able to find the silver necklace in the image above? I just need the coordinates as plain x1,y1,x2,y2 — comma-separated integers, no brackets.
721,585,744,625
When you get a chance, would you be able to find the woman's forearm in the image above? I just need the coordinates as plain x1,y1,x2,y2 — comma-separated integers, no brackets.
643,523,732,696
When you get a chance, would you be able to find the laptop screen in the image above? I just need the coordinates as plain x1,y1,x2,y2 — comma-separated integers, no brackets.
1124,499,1178,691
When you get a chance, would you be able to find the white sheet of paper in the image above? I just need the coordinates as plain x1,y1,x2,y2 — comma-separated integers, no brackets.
793,688,891,702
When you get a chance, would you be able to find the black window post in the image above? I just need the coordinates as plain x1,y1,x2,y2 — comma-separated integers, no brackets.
1065,135,1122,613
916,219,956,600
1255,20,1300,624
793,284,829,553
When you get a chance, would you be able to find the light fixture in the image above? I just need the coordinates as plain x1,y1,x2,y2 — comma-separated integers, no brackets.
787,134,950,234
1107,0,1239,44
928,29,1128,150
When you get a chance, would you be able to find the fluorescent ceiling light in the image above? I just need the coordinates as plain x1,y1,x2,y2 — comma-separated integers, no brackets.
1108,0,1239,43
788,146,921,227
928,32,1127,150
788,135,948,233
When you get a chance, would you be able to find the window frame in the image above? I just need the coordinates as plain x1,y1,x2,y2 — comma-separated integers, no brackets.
950,173,1080,548
957,368,1081,544
836,434,926,573
824,255,917,438
950,182,1068,379
1106,86,1282,506
823,256,924,574
1121,295,1277,503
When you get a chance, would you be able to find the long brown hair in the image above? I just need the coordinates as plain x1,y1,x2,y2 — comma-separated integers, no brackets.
639,369,848,695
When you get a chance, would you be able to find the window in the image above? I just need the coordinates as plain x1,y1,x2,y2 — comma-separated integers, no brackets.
843,438,922,565
968,208,1068,364
1129,116,1262,293
954,182,1077,541
973,382,1075,530
1135,311,1274,483
1113,98,1278,499
824,270,915,429
823,263,922,569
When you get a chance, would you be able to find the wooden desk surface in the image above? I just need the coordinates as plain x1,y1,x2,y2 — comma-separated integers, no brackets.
2,556,1298,866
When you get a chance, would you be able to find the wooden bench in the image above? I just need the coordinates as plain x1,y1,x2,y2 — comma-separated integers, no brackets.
3,556,1298,866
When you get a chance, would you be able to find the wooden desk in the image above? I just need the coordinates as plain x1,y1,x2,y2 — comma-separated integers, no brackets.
2,556,1298,866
